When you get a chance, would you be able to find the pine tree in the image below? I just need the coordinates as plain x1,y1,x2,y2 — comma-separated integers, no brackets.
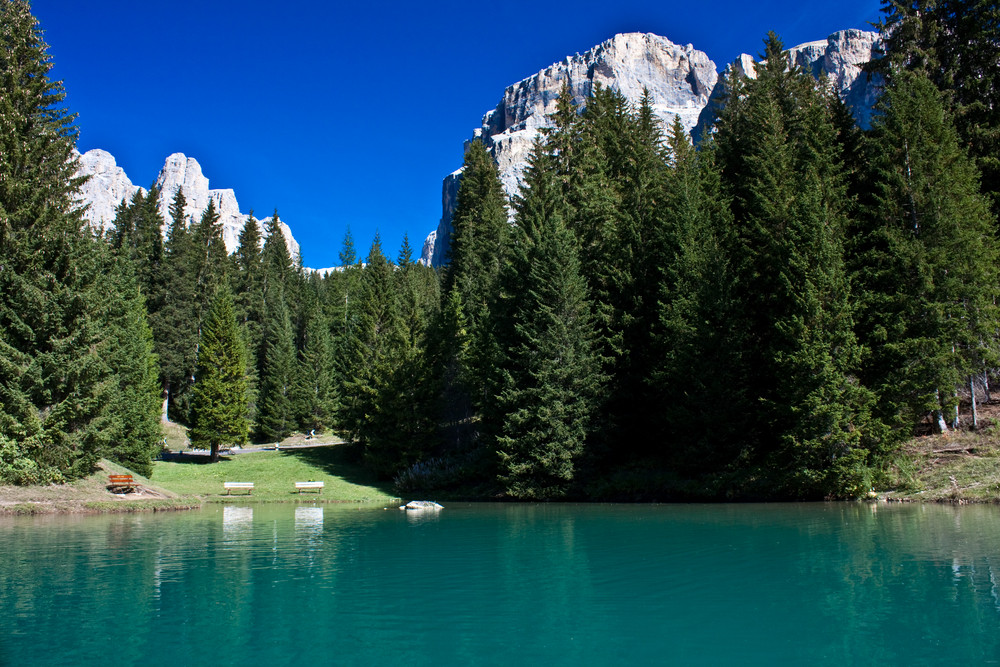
339,235,408,475
189,286,249,462
232,212,265,425
255,210,300,441
0,0,108,483
0,1,164,482
650,118,741,476
189,198,229,330
111,185,164,302
439,140,511,451
293,282,335,432
256,282,297,442
852,68,1000,436
325,229,363,423
871,0,1000,223
713,33,875,497
495,145,605,499
95,253,163,477
151,188,198,421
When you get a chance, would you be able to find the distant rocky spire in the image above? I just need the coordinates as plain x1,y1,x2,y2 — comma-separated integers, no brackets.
74,150,300,260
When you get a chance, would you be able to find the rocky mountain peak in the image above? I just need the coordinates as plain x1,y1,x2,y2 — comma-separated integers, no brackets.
74,150,300,260
420,28,881,267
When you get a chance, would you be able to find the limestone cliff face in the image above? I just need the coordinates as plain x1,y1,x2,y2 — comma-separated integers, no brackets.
74,149,141,228
421,29,881,266
422,32,718,266
729,29,881,128
74,150,300,259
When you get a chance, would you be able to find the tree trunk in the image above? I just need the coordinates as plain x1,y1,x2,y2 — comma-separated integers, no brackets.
210,442,219,463
970,376,978,429
935,390,949,433
952,390,960,430
161,382,170,422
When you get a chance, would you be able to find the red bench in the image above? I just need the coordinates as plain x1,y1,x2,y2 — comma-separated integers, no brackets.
108,474,138,492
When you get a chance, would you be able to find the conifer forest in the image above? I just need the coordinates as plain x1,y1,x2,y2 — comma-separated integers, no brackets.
3,0,1000,500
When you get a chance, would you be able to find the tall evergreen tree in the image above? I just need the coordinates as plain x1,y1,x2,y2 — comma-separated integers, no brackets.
649,118,741,477
495,143,605,499
339,236,408,475
0,0,154,482
96,253,163,477
189,198,229,332
152,188,198,421
189,286,249,462
713,33,875,497
440,140,511,451
293,281,335,432
257,281,298,442
111,185,164,301
870,0,1000,223
325,228,363,423
851,69,1000,436
232,212,265,425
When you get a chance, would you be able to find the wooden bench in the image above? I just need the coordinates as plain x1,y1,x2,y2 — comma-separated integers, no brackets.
295,481,324,494
223,482,254,495
108,474,138,492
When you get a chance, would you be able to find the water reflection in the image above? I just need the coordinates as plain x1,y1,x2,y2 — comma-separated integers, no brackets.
222,505,253,538
294,506,324,533
2,503,1000,665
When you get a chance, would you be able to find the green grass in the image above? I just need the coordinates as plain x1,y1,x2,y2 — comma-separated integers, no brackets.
150,443,399,503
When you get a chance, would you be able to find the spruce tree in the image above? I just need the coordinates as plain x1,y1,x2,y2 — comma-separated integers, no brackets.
0,0,107,482
189,286,249,461
152,188,198,421
95,252,163,477
650,118,741,477
256,282,297,442
495,144,604,499
339,235,408,475
293,282,335,432
440,140,511,450
325,229,363,423
189,198,229,332
871,0,1000,223
713,33,875,497
233,212,265,425
852,69,1000,436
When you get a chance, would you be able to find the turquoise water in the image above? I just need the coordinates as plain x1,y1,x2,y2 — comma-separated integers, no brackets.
2,502,1000,665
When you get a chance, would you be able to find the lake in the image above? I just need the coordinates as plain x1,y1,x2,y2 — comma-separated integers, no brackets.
2,502,999,665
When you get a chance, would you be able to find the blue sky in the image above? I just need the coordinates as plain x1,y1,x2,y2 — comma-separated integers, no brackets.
35,0,883,269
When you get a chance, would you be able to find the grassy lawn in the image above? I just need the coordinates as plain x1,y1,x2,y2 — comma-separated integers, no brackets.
150,443,399,503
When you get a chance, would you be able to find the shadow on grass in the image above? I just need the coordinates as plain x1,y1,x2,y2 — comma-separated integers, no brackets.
159,452,231,464
280,444,397,497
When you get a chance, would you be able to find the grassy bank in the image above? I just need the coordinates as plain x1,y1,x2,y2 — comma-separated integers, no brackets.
151,443,398,503
882,424,1000,503
0,459,199,515
1,428,399,514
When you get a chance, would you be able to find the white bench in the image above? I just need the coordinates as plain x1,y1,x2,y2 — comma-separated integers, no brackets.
223,482,254,495
295,481,324,494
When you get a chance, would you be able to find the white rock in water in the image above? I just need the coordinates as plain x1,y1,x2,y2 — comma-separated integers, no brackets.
399,500,444,510
420,29,881,267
